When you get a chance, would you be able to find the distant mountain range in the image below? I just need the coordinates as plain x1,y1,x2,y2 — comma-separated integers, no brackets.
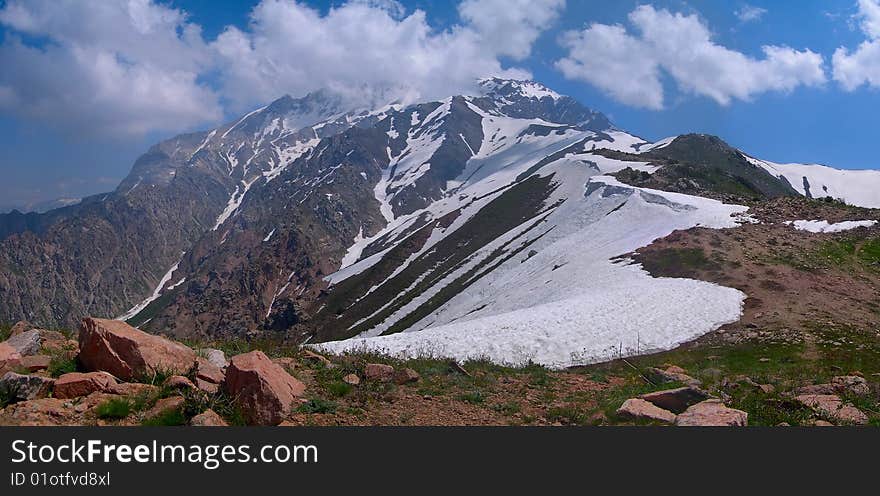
2,78,879,367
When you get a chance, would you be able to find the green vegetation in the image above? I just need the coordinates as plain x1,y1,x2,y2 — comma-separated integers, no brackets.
141,408,187,426
637,247,721,278
94,398,133,420
0,323,11,342
773,234,880,274
47,354,78,377
296,398,338,414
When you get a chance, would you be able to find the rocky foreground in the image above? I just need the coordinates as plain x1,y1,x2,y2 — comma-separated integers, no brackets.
1,313,877,426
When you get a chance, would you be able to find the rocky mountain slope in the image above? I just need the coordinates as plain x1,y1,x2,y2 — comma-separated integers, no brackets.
1,78,878,369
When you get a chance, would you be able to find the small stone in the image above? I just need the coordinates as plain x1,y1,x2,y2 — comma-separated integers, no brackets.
301,349,333,367
647,367,701,387
200,349,228,369
109,382,158,397
191,409,228,427
54,372,117,399
758,358,770,362
393,368,420,385
674,399,748,426
144,396,185,420
195,357,225,384
195,378,219,394
813,420,834,427
342,373,361,385
18,355,52,372
163,375,196,391
364,363,395,382
616,398,676,424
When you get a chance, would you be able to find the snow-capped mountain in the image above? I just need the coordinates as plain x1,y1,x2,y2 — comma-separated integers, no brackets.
1,79,878,367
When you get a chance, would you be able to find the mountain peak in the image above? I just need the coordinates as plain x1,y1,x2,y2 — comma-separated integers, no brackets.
478,77,563,101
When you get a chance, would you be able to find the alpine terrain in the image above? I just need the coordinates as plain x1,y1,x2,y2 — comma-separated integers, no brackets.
1,78,879,370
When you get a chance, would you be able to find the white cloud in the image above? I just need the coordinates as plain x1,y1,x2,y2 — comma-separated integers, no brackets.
556,5,826,109
0,0,222,136
832,0,880,90
458,0,565,59
0,0,565,136
213,0,564,112
557,24,663,109
735,5,768,23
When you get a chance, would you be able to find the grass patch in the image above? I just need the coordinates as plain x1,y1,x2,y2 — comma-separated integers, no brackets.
94,398,132,420
0,323,11,342
456,390,485,404
47,355,78,377
141,408,187,426
296,398,338,414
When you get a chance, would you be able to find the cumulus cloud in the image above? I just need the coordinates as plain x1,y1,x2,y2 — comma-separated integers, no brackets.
0,0,566,136
556,5,826,109
213,0,565,111
0,0,222,136
735,5,768,23
832,0,880,90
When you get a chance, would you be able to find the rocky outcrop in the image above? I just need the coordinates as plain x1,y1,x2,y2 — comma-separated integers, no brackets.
78,317,196,380
674,400,748,426
223,351,306,425
53,372,117,399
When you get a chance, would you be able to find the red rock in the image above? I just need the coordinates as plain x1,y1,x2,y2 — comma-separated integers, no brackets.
342,373,361,385
0,342,22,374
674,399,748,426
364,363,395,382
195,378,219,394
393,368,420,385
223,351,306,425
144,396,185,420
616,398,676,423
18,355,51,372
163,375,196,391
54,372,117,399
78,317,196,381
195,357,225,384
191,409,228,427
301,349,332,367
109,382,158,397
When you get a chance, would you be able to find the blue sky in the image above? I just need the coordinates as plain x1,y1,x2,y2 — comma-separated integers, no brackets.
1,0,879,210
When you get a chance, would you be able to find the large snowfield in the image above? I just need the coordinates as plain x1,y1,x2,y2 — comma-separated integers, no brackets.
317,115,750,368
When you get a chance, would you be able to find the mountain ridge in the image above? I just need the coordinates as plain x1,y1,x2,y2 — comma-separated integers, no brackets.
1,78,878,368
